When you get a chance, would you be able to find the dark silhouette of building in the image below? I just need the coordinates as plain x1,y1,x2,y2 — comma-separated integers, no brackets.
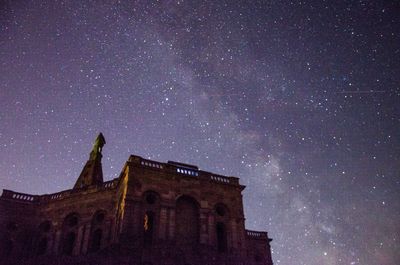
0,134,273,265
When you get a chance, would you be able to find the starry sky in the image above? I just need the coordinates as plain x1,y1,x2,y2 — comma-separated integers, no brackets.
0,1,399,264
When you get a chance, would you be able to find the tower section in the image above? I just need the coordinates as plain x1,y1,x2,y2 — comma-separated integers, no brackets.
73,133,106,189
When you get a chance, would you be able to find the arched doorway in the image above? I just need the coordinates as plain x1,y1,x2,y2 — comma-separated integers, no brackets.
176,196,199,245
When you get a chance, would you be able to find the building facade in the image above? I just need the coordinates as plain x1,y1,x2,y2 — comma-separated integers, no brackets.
0,134,273,265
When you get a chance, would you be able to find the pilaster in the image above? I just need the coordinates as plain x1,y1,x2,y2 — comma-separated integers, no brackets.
73,225,84,255
168,208,175,240
81,223,91,254
159,207,168,240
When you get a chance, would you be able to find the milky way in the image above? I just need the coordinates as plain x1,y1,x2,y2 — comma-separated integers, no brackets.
0,1,399,264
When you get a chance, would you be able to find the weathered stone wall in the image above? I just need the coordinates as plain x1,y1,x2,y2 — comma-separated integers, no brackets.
0,179,119,261
37,183,119,256
0,155,273,265
0,192,39,259
117,155,261,264
245,231,274,265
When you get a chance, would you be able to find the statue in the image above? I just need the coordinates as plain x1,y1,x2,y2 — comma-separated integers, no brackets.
90,133,106,160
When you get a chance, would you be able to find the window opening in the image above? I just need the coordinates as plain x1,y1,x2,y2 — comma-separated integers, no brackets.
96,213,105,223
146,193,156,204
143,211,154,247
216,205,226,216
67,216,78,227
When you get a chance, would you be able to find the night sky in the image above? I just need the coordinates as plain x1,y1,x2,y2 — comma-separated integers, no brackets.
0,1,399,264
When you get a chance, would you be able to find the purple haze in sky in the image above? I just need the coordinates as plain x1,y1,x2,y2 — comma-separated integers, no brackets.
0,1,399,264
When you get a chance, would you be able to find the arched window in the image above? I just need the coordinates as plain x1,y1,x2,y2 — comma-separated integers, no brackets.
214,203,229,252
61,213,79,255
89,210,106,253
145,193,156,205
90,229,102,252
176,196,199,245
36,220,51,256
143,211,154,247
143,191,160,207
142,191,160,245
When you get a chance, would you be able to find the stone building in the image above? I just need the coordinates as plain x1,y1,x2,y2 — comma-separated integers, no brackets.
0,134,273,265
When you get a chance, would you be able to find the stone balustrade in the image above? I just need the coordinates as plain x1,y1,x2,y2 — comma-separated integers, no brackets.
1,179,118,203
176,167,199,176
1,190,38,202
210,175,230,183
133,156,240,186
102,180,116,188
140,160,164,169
246,229,269,239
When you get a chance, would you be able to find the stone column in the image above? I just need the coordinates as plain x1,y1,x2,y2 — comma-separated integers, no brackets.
199,209,209,244
237,218,246,255
73,225,84,255
208,214,215,246
132,201,142,237
159,207,168,240
231,219,237,249
81,223,91,254
47,233,54,255
52,230,62,254
168,208,175,240
108,218,114,243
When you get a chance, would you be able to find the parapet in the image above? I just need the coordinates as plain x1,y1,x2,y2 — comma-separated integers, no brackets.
128,154,242,187
246,229,272,241
0,179,118,204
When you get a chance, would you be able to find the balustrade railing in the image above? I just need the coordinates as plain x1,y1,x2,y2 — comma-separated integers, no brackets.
1,155,241,204
1,190,38,202
1,179,118,203
135,156,239,186
141,160,164,169
210,175,230,183
246,230,269,239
